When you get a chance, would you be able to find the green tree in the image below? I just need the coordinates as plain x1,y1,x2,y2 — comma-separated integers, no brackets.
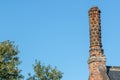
27,60,63,80
0,40,23,80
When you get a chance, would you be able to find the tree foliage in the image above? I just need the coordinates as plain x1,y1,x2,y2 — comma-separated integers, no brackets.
0,40,23,80
0,40,63,80
27,60,63,80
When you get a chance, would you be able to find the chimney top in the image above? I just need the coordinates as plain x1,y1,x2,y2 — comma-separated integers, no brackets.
89,6,101,14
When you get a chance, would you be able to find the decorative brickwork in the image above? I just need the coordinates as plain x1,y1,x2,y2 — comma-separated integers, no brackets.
88,7,109,80
89,7,101,48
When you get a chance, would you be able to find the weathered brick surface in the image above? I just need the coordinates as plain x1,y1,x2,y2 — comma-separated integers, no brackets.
88,7,109,80
89,7,101,48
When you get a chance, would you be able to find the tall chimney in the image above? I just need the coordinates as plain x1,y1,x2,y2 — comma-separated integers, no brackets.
89,7,102,48
88,7,109,80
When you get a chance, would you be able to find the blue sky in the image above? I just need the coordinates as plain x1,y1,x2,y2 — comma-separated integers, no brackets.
0,0,120,80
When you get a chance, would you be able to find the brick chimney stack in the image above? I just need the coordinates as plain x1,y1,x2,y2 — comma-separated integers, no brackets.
89,7,102,48
88,7,109,80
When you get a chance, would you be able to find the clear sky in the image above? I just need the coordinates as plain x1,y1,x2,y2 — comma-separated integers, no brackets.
0,0,120,80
